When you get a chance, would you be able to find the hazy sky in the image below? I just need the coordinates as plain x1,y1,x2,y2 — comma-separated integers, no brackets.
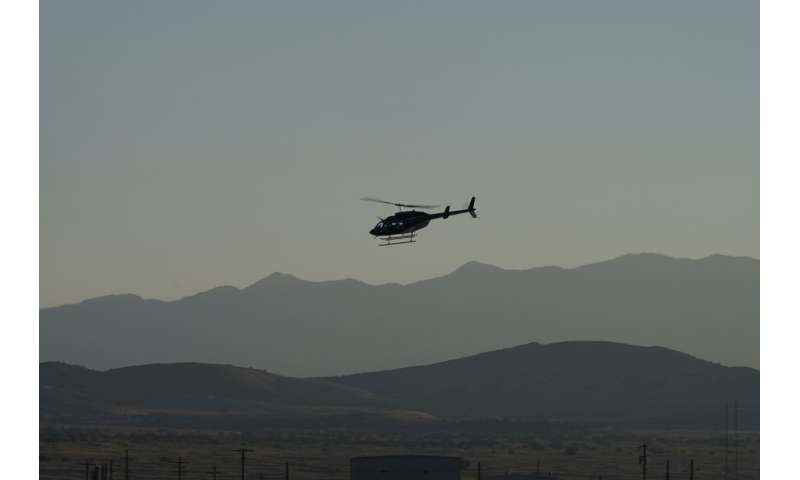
41,0,758,307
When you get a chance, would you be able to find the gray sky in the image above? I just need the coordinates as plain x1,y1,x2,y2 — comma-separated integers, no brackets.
41,0,758,307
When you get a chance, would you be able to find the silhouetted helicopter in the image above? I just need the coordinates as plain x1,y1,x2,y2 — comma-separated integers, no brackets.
362,196,477,246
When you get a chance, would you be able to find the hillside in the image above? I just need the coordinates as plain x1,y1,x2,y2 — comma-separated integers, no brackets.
40,253,759,376
328,341,759,425
41,341,758,427
40,362,378,416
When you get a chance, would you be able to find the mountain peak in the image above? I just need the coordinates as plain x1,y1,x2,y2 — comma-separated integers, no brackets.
575,252,682,271
452,261,505,275
246,272,306,290
79,294,143,307
612,252,676,263
575,252,759,274
182,285,240,301
266,272,300,281
699,253,759,264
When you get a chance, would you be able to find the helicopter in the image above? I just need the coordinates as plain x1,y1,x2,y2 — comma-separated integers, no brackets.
362,195,477,246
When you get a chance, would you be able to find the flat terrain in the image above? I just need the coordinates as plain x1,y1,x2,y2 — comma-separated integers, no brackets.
40,424,759,480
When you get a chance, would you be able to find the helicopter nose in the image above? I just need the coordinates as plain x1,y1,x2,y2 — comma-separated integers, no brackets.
369,227,377,235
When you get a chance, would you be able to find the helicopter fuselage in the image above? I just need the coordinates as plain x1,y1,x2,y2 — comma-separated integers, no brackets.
369,211,430,237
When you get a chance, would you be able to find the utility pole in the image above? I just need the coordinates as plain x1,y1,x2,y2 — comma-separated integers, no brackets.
724,402,729,480
689,459,694,480
109,459,113,480
165,456,185,480
638,444,647,480
734,400,739,480
124,450,130,480
285,461,290,480
233,447,254,480
664,460,669,480
477,462,481,480
84,460,93,480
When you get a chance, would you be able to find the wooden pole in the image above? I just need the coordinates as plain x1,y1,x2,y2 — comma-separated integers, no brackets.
639,444,647,480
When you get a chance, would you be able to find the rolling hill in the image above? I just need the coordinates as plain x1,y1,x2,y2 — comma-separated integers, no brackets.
40,361,377,413
40,253,759,376
328,341,759,425
41,341,758,427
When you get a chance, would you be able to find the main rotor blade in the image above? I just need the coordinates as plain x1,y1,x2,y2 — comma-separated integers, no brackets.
361,196,440,210
400,202,440,210
361,196,398,206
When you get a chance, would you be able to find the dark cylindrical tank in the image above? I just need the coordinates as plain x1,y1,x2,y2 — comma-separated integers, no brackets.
351,456,462,480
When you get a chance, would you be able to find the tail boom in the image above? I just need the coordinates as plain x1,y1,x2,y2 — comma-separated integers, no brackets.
429,196,477,219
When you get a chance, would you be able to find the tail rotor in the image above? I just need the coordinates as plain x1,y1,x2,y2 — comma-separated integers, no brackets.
468,196,477,218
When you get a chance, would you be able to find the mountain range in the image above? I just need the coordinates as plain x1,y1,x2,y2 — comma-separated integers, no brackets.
40,253,759,376
40,341,759,427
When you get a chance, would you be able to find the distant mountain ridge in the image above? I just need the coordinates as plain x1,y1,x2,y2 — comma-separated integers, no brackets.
41,340,758,427
40,253,759,376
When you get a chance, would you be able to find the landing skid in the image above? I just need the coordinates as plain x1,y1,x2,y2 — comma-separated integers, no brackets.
379,233,417,246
